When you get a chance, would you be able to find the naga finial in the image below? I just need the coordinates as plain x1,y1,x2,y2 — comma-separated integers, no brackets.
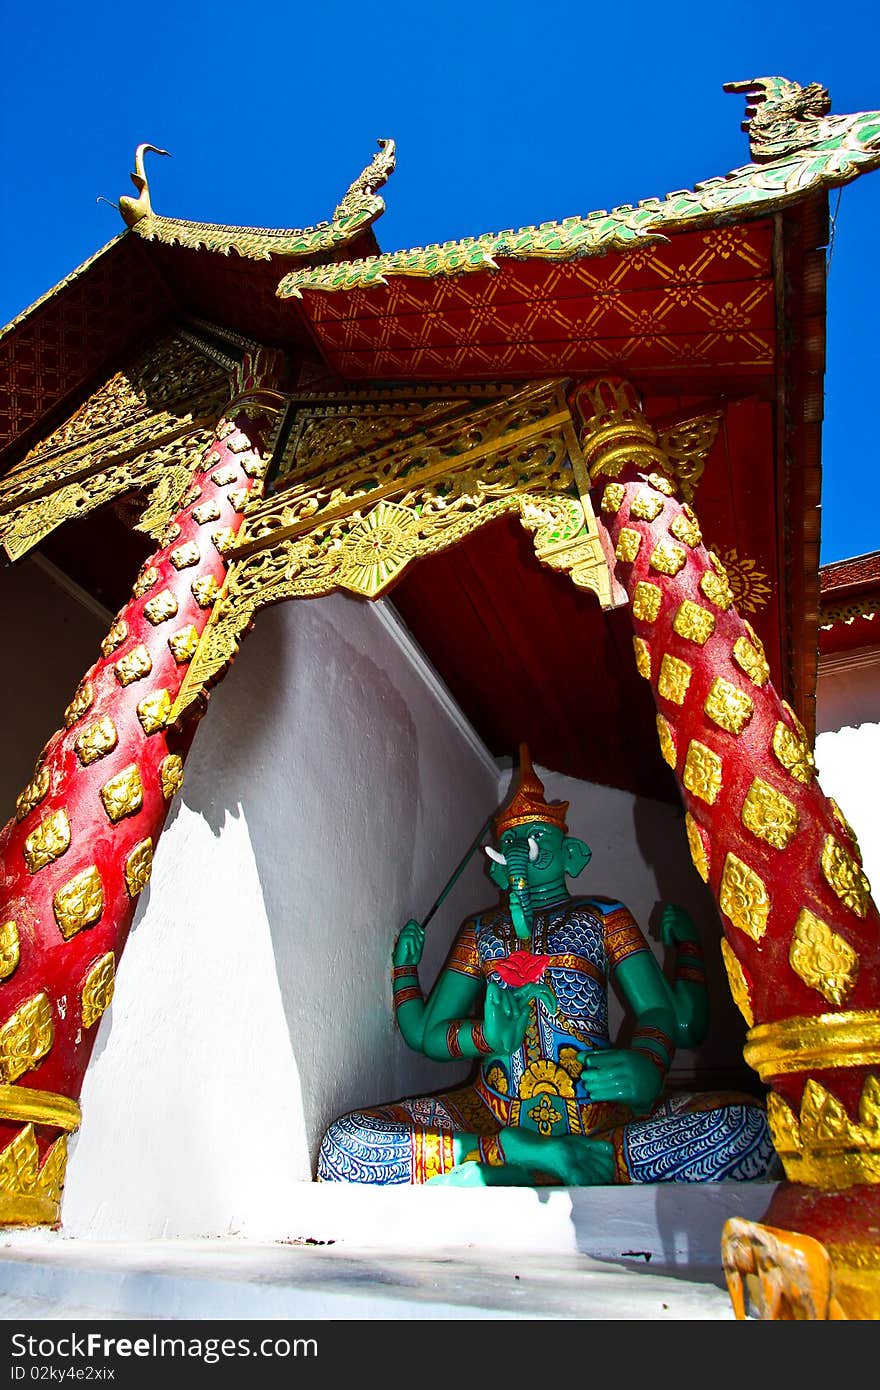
332,138,397,226
724,77,833,163
118,143,171,227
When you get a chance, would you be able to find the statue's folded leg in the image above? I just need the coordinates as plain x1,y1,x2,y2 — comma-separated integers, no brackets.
316,1084,499,1184
603,1092,779,1183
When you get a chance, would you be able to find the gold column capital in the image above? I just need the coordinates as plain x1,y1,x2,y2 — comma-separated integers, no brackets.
570,376,665,482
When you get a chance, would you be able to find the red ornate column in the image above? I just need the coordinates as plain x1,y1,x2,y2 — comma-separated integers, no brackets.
0,348,284,1226
572,376,880,1319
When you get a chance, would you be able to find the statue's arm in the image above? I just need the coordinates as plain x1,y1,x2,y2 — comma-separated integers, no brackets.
659,903,709,1049
420,969,493,1062
391,919,429,1052
577,947,677,1116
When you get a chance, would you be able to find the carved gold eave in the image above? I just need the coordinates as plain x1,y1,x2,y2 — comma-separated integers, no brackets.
0,333,231,562
168,379,620,722
0,427,217,563
276,82,880,300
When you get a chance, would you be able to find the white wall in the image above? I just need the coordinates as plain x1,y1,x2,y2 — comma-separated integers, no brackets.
61,592,500,1238
815,647,880,897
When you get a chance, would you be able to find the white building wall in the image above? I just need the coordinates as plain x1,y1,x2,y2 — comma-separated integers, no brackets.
60,592,501,1238
814,647,880,897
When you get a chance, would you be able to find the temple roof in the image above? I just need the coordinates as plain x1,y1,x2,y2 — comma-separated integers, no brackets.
2,77,878,798
819,550,880,657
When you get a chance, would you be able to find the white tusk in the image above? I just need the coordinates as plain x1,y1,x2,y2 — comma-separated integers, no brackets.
485,846,507,865
528,837,539,861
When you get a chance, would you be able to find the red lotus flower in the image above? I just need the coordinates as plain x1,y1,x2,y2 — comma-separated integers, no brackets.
493,950,552,987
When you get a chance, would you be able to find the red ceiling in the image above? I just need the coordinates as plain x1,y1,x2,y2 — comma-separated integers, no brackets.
389,389,782,801
299,222,776,391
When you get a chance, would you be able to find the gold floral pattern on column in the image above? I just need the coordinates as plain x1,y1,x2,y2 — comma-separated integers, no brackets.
0,922,20,981
74,717,118,767
741,777,800,849
766,1077,880,1189
100,618,128,658
720,853,770,941
772,720,816,784
23,809,71,873
132,566,159,597
0,994,53,1083
191,576,220,608
733,634,770,687
683,740,723,805
114,646,152,687
15,770,49,821
136,689,171,736
649,540,687,576
630,491,665,522
170,542,200,570
684,813,710,882
80,954,116,1030
658,653,692,704
143,591,179,626
789,909,859,1007
673,600,716,646
600,483,626,513
704,677,754,736
820,836,871,918
656,714,676,768
0,1124,68,1223
210,527,237,556
632,581,662,622
211,465,237,487
167,625,200,665
669,507,702,548
633,637,652,679
53,866,104,939
99,765,144,823
63,681,94,728
192,501,221,525
720,939,754,1026
159,755,184,800
615,528,642,563
699,568,734,610
124,839,153,898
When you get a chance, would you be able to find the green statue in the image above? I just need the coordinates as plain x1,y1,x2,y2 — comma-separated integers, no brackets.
318,748,775,1185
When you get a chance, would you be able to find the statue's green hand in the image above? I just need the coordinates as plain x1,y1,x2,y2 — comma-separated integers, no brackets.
659,903,699,945
578,1048,662,1114
517,981,559,1016
483,980,558,1054
392,919,425,968
498,1128,616,1185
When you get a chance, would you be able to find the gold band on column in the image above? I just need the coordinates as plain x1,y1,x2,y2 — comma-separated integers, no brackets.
0,1085,81,1131
744,1011,880,1080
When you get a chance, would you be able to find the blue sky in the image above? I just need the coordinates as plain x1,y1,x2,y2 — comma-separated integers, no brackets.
2,1,878,563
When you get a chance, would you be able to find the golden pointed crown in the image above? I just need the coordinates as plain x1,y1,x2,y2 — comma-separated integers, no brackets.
494,744,569,837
